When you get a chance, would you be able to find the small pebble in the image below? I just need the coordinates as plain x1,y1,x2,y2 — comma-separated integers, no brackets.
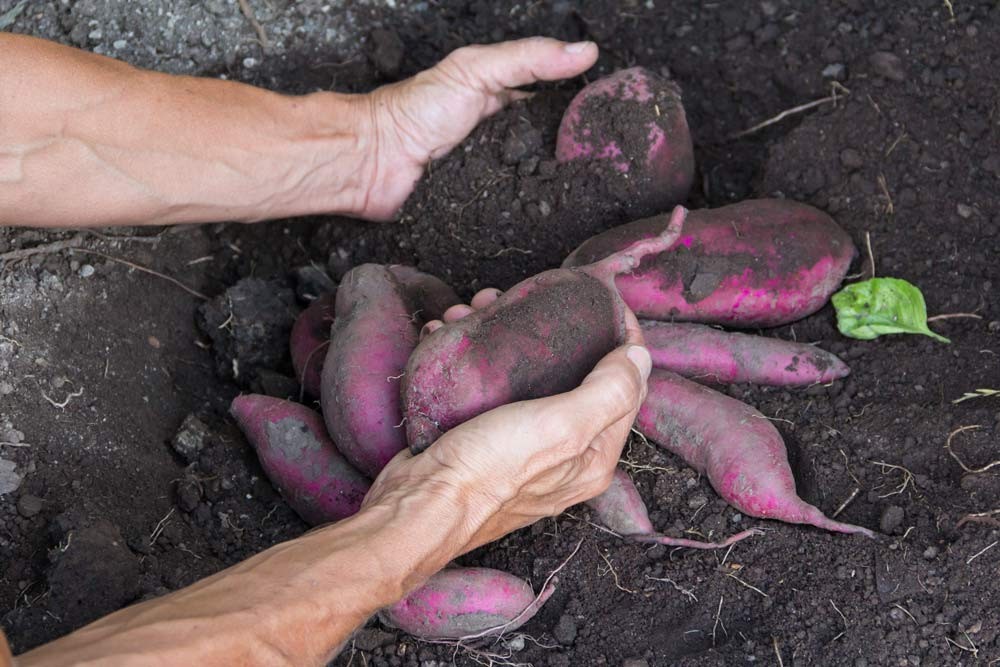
956,203,973,218
112,39,127,50
623,659,650,667
869,51,907,82
687,494,708,509
79,264,95,278
822,63,846,79
17,494,44,518
243,57,257,68
553,614,577,645
840,148,864,170
880,505,905,534
922,546,939,560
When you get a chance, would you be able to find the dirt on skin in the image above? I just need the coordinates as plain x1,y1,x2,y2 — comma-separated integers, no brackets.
559,68,695,216
2,1,1000,666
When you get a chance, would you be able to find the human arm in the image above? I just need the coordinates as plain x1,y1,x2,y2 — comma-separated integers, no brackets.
10,338,651,666
0,34,597,227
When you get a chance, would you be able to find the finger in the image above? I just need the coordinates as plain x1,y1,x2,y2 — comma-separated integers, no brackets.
470,288,502,310
621,307,645,348
420,320,443,340
442,304,474,322
443,37,599,95
538,344,651,447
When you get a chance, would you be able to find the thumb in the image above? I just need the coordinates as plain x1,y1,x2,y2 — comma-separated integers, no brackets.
538,343,652,448
441,37,598,94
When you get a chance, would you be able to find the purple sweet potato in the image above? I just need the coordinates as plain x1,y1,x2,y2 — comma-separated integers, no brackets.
402,206,688,453
289,292,337,398
388,265,460,322
564,199,856,327
587,468,760,549
230,394,370,526
322,264,454,478
379,567,554,640
636,369,874,537
641,321,850,386
556,67,694,214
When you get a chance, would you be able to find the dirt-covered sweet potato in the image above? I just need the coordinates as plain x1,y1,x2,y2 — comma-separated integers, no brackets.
388,265,460,323
556,67,694,215
321,264,455,478
402,206,688,453
289,292,337,398
230,394,370,525
641,321,850,385
564,199,856,327
379,567,554,640
636,369,874,537
587,468,760,549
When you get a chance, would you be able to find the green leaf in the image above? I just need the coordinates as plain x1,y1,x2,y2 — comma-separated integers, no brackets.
0,1,27,31
832,277,950,343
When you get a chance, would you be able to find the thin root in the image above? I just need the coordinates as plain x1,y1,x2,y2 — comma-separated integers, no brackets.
945,425,999,474
631,527,764,551
729,94,843,139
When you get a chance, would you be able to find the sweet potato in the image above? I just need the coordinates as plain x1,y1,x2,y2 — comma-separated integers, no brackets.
403,206,688,453
635,369,874,537
289,292,336,398
564,199,856,327
388,265,460,322
230,394,370,526
641,321,850,386
322,264,456,477
556,67,694,214
587,468,761,549
379,567,554,640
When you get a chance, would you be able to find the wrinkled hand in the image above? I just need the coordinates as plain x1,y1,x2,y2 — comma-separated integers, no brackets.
355,38,598,220
363,288,652,557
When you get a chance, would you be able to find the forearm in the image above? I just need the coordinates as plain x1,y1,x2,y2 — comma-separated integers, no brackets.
15,483,473,666
0,34,373,227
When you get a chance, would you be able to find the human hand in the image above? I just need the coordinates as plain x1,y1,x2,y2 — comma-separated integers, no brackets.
362,289,652,557
352,37,598,220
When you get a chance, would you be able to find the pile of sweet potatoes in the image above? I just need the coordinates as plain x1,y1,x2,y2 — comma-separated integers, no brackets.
229,68,871,641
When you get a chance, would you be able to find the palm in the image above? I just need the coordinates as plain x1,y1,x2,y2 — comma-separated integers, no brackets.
355,38,598,221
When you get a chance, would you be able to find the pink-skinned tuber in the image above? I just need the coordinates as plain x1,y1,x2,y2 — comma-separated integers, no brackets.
230,394,370,526
564,199,856,327
636,369,875,537
402,205,688,453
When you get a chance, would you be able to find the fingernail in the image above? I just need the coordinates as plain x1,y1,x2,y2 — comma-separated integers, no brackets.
626,345,652,381
564,41,594,54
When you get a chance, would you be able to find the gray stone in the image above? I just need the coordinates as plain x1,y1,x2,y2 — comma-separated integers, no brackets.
553,613,577,645
880,505,905,534
0,459,22,495
171,414,210,463
623,660,650,667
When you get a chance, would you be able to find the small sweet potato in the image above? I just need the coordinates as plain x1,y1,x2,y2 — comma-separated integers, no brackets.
556,67,694,215
636,369,874,537
587,468,760,549
379,567,554,640
388,265,460,322
641,321,850,386
230,394,370,526
289,292,337,398
403,206,688,453
564,199,856,327
322,264,455,477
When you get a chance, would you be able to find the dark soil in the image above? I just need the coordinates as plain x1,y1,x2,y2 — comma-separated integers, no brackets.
2,1,999,666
